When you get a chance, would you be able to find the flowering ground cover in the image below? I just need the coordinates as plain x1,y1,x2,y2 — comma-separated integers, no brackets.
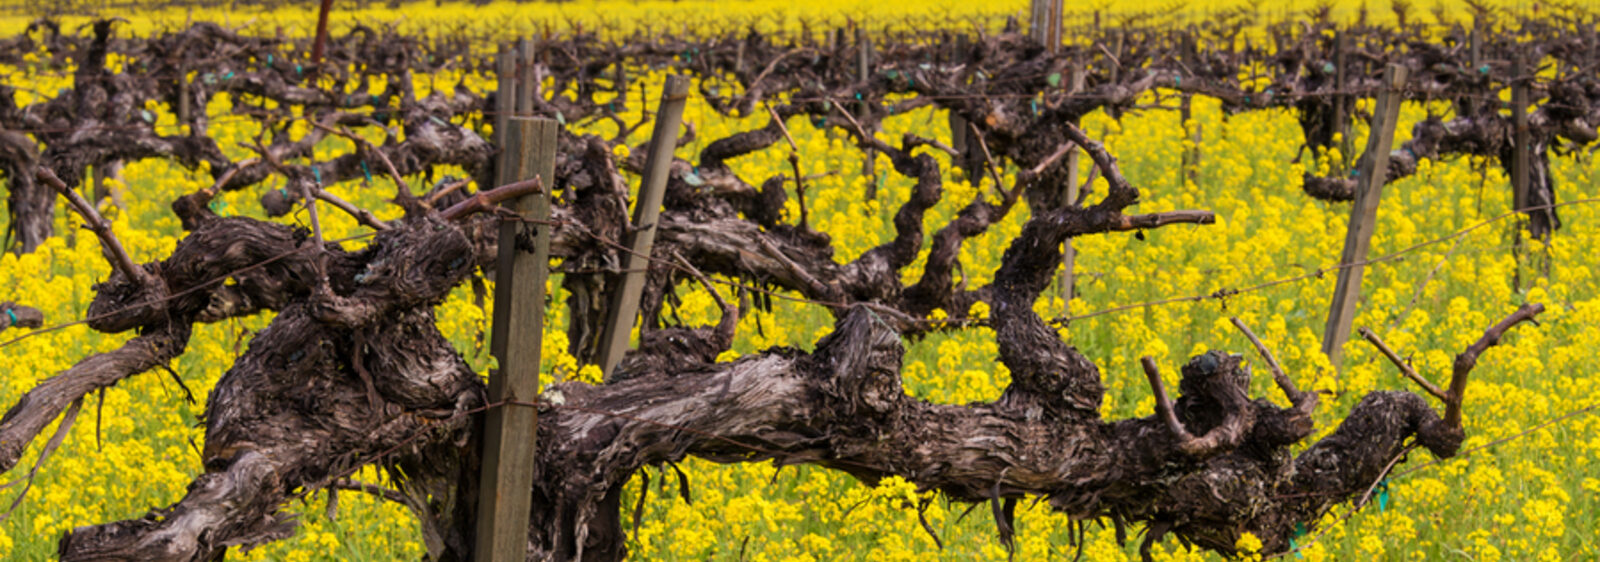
1,1,1596,560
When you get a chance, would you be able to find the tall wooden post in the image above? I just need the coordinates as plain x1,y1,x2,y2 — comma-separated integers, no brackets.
475,116,557,562
1179,31,1201,183
1322,64,1408,370
858,28,877,199
492,45,516,187
1030,0,1060,51
1180,94,1200,183
1058,65,1086,312
476,38,558,561
1110,30,1125,84
1510,57,1531,216
947,34,971,179
597,75,691,380
309,0,333,72
176,73,192,131
1333,32,1353,172
1509,55,1533,288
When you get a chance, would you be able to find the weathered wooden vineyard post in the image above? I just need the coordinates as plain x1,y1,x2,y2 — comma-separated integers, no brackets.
476,40,557,562
1333,31,1353,173
858,28,876,200
1322,63,1408,371
491,44,516,187
176,72,192,129
946,34,985,181
947,34,967,170
1030,0,1061,50
613,58,628,113
597,75,691,380
1179,29,1202,184
1509,53,1536,288
1058,65,1086,312
91,161,123,210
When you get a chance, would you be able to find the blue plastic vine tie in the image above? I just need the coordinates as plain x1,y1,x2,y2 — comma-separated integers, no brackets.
1376,479,1391,512
361,161,374,184
1174,75,1180,87
1288,523,1307,559
313,167,322,185
266,54,273,66
1031,99,1039,115
5,308,16,325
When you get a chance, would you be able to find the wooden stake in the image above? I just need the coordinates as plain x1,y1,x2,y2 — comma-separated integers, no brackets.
857,28,876,199
597,75,691,380
947,34,970,179
1510,57,1531,216
1058,65,1086,313
492,45,516,188
1333,31,1352,171
1322,63,1408,370
309,0,333,75
475,116,558,562
1510,55,1532,288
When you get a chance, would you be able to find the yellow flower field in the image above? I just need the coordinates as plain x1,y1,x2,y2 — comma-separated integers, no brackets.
1,1,1596,561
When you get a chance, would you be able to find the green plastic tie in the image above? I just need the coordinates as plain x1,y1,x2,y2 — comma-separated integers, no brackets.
312,167,322,185
361,160,374,184
1377,479,1390,512
5,308,16,325
1288,523,1307,558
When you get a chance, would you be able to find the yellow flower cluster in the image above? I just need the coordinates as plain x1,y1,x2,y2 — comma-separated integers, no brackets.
1,1,1596,560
